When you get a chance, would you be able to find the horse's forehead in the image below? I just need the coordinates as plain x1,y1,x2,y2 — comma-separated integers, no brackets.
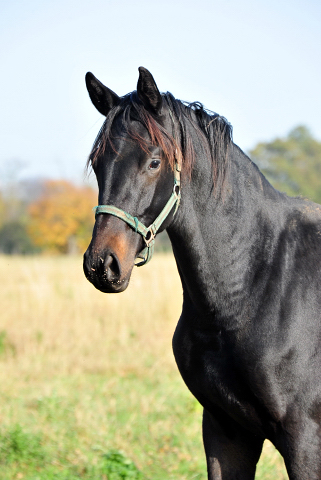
112,113,149,137
110,113,157,151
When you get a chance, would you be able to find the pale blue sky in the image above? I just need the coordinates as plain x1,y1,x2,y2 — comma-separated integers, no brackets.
0,0,320,184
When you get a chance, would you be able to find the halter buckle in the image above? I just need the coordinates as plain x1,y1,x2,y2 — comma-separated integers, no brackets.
144,226,156,247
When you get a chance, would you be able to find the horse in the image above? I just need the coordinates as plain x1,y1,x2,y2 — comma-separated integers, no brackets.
83,67,321,480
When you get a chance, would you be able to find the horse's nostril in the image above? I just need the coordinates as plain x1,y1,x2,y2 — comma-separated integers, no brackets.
105,253,121,280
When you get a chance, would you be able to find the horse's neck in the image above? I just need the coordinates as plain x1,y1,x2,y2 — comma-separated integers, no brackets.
168,144,287,320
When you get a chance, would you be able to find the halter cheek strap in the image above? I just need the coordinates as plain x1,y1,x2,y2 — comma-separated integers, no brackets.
94,159,181,267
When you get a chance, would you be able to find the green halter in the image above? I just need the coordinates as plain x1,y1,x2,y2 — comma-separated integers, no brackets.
94,157,181,267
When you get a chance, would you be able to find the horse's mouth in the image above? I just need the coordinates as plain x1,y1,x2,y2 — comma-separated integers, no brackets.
84,268,131,293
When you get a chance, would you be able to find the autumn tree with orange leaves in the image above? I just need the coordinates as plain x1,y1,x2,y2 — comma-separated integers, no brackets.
28,180,96,254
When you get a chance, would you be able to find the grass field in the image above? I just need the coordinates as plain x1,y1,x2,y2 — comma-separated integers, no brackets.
0,254,287,479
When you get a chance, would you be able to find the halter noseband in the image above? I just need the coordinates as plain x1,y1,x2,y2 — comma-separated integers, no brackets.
94,156,181,267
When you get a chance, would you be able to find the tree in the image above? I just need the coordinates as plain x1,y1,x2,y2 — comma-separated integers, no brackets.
28,180,96,254
0,192,5,229
249,126,321,203
0,187,38,254
0,221,38,254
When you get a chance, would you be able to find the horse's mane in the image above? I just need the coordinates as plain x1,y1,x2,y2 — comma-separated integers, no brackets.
88,91,233,191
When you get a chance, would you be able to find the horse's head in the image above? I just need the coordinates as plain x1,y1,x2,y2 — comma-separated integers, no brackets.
83,67,181,293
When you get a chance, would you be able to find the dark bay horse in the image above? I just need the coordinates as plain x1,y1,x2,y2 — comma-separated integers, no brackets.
83,67,321,480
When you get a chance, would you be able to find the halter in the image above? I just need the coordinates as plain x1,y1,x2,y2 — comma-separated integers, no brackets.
94,156,181,267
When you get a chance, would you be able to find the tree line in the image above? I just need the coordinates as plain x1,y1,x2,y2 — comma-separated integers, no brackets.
0,180,96,254
0,125,321,255
249,126,321,203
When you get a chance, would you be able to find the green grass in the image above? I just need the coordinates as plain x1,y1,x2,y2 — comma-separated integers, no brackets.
0,372,206,479
0,254,287,479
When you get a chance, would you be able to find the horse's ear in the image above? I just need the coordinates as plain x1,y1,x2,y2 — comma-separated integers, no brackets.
85,72,120,116
137,67,162,114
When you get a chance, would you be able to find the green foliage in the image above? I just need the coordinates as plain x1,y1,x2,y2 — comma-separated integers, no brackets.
0,424,144,479
250,126,321,203
0,221,38,254
101,450,144,479
0,187,38,254
0,425,46,465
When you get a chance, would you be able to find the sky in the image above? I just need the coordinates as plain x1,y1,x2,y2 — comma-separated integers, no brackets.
0,0,320,185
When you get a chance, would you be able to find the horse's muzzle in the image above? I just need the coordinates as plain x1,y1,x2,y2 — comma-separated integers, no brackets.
83,247,132,293
83,214,143,293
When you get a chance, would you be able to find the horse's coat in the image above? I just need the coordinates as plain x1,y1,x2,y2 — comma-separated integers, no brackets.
83,67,321,480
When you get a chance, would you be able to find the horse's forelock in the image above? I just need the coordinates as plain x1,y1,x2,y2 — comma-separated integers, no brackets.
87,94,178,171
87,92,232,192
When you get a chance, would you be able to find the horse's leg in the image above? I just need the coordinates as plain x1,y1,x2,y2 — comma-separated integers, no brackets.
277,407,321,480
202,408,264,480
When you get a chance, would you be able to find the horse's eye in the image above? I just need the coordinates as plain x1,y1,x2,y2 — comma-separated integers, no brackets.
149,159,161,170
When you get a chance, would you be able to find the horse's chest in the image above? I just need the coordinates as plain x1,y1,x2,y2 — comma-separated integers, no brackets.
172,317,263,431
173,319,234,399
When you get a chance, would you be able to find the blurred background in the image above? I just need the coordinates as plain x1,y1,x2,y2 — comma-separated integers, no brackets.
0,1,320,479
0,0,321,254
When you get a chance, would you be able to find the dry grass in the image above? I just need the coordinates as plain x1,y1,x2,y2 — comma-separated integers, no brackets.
0,254,287,479
0,254,182,378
